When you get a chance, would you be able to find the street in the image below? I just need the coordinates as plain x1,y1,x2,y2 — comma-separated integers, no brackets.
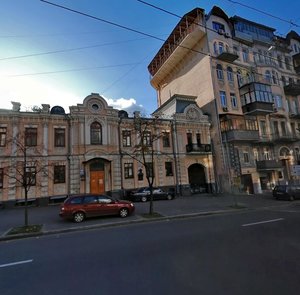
0,207,299,295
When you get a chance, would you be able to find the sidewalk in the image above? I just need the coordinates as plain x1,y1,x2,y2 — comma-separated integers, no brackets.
0,192,293,241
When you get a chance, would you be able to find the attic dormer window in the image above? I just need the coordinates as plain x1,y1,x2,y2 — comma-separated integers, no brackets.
212,22,225,32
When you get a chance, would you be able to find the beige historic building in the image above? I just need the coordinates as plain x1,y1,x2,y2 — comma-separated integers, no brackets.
148,6,300,193
0,93,213,206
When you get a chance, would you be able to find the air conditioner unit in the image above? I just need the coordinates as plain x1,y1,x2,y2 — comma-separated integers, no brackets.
218,29,225,35
222,107,228,112
225,32,230,38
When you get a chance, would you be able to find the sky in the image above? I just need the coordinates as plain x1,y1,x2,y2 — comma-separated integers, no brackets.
1,0,300,115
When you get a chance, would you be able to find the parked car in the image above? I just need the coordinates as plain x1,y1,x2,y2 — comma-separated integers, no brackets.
59,194,135,223
272,184,300,201
129,187,175,202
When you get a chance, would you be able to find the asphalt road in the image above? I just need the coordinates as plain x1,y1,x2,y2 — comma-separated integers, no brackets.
0,208,299,295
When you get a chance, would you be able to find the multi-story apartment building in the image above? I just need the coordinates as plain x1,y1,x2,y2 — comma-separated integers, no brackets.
0,93,213,206
148,6,300,194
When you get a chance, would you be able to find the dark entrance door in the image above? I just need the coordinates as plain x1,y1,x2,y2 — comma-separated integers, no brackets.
188,164,207,193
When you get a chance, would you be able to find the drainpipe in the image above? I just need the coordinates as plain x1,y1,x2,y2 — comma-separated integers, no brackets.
118,117,124,198
171,117,181,196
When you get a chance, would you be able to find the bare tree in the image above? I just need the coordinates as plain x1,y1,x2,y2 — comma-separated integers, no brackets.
4,133,48,226
124,114,167,215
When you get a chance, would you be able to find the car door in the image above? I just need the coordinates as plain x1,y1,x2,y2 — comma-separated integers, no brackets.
98,195,118,216
82,195,101,217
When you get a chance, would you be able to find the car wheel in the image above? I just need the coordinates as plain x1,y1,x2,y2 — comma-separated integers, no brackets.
141,196,147,202
119,208,129,218
167,194,173,200
73,212,85,223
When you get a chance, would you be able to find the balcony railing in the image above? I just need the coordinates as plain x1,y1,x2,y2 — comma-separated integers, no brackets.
256,160,283,170
272,133,299,142
186,143,212,153
242,101,274,115
284,83,300,96
222,129,259,142
215,49,239,63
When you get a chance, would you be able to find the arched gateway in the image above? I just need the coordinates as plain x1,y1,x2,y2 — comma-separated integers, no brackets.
188,163,207,193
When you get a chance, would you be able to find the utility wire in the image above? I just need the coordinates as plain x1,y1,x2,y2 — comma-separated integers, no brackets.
39,0,210,58
137,0,297,70
226,0,300,28
0,37,150,61
5,63,140,77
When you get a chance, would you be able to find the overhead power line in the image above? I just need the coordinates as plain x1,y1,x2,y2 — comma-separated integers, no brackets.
39,0,210,58
5,63,141,77
226,0,300,28
0,37,150,61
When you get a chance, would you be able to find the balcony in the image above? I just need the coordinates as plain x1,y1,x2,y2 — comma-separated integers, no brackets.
293,52,300,74
222,130,259,142
242,101,274,115
272,133,299,142
215,49,239,63
233,30,253,45
186,143,212,153
256,160,283,171
284,82,300,96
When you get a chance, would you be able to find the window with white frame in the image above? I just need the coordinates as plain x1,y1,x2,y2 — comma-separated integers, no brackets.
216,64,224,80
220,91,227,107
230,93,238,109
0,127,7,146
124,163,134,179
227,67,234,83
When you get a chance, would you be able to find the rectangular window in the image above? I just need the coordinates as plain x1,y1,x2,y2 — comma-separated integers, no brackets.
54,165,65,183
242,49,249,62
187,132,192,145
165,162,173,176
212,22,225,31
281,121,287,136
196,133,201,146
260,120,267,135
25,166,36,186
25,128,37,146
0,168,3,188
0,127,7,146
220,91,227,107
162,132,170,147
124,163,134,179
122,130,131,147
230,93,238,109
145,162,154,178
143,131,151,147
243,152,249,163
54,128,65,147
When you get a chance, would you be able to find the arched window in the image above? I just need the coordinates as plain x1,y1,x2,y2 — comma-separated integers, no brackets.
227,67,234,82
213,42,218,54
237,70,243,86
90,121,102,145
216,64,224,80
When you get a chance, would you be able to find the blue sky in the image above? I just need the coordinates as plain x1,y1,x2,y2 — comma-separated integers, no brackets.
1,0,299,114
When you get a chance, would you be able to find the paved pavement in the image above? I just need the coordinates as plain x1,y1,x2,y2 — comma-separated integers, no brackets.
0,192,299,241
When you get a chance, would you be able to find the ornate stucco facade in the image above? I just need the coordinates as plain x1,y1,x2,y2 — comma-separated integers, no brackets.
0,93,214,206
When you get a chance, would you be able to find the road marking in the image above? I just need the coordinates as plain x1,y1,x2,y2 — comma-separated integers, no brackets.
0,259,33,268
242,218,284,227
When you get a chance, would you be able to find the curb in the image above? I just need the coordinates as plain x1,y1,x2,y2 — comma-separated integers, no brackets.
0,208,242,242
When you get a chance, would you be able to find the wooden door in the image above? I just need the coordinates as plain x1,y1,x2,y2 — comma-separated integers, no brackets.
90,171,105,194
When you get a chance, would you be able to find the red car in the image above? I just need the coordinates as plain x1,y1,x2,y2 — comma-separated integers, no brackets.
59,194,135,223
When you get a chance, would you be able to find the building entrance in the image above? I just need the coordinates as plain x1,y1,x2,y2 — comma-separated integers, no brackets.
188,163,207,193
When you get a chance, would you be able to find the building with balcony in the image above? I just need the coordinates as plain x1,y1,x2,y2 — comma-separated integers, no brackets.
0,94,214,206
148,6,300,193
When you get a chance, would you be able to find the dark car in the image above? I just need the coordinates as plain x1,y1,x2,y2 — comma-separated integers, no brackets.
129,187,175,202
59,194,135,223
273,184,300,201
